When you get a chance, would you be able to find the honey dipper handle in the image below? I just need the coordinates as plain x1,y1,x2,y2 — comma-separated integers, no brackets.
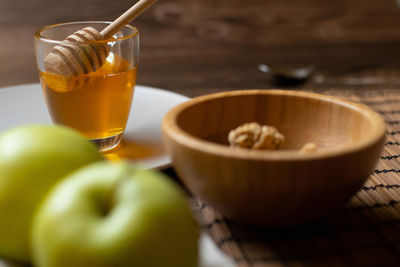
100,0,157,39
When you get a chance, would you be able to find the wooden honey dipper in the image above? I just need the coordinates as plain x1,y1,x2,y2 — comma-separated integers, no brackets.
44,0,156,79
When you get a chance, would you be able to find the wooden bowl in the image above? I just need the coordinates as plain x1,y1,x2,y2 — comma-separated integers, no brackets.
162,90,385,225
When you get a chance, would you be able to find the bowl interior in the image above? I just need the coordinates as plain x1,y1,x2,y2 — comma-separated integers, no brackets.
175,91,377,150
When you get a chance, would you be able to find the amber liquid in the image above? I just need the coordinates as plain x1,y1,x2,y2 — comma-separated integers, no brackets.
40,54,136,140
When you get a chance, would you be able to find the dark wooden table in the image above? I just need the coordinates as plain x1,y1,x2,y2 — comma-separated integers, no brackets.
2,0,400,266
2,0,400,96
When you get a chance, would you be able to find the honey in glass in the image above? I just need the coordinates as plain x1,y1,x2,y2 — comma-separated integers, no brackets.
40,54,136,141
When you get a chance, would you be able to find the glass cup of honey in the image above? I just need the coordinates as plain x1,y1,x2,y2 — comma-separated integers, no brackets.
34,21,139,152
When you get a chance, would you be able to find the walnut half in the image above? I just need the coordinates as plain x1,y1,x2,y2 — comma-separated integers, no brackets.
228,122,285,150
300,142,317,154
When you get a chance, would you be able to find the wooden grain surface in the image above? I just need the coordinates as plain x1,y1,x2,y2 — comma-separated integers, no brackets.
1,0,400,96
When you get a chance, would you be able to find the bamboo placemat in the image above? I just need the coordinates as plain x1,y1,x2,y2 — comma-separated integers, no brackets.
193,90,400,267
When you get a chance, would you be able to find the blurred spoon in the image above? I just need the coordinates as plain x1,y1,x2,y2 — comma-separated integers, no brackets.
258,63,314,80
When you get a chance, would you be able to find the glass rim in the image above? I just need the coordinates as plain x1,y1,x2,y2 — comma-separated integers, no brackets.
34,21,139,44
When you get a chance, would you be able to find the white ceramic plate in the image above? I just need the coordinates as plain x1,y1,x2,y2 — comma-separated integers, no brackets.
0,84,236,267
0,83,189,169
0,84,236,266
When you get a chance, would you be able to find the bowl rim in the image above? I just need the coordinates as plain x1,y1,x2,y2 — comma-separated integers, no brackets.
162,89,386,161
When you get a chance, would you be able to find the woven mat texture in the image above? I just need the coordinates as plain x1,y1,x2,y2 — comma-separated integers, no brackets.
194,90,400,267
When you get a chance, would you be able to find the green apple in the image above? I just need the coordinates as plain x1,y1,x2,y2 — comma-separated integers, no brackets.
0,124,103,262
31,161,199,267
